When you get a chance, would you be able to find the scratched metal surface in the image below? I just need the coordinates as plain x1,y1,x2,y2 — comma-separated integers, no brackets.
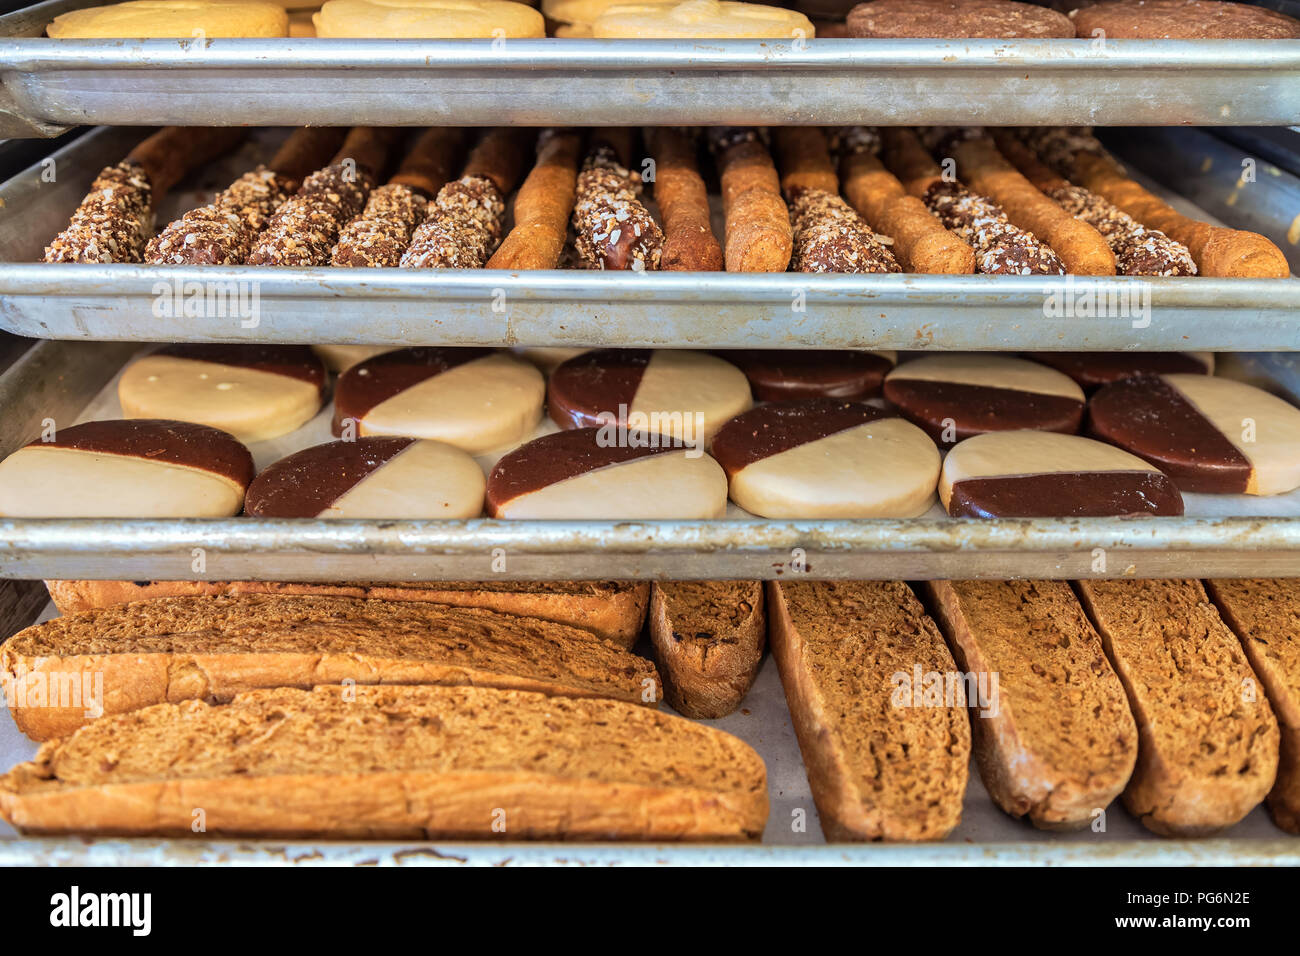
0,126,1297,349
2,0,1300,135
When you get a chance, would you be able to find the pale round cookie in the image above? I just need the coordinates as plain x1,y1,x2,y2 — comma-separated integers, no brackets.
883,354,1085,448
0,419,253,518
245,437,485,518
334,347,545,455
709,399,940,518
940,430,1184,519
48,0,288,37
313,345,392,374
119,345,327,445
315,0,545,36
1089,374,1300,496
593,0,814,37
548,348,751,444
487,427,728,519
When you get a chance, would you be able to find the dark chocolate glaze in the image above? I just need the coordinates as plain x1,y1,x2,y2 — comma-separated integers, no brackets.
546,349,651,430
709,400,891,476
244,437,416,517
486,426,680,516
151,344,328,393
1087,376,1252,494
722,350,894,401
36,419,254,488
947,471,1184,518
332,347,494,436
1030,352,1211,390
883,379,1083,448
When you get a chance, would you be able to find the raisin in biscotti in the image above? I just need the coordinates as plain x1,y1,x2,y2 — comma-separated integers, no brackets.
767,580,971,842
0,684,768,841
1075,579,1279,836
924,580,1137,830
1204,579,1300,834
1,595,661,742
43,580,649,648
648,581,766,719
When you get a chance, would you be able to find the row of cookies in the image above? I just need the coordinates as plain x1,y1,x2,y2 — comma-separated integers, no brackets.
47,0,1300,41
44,122,1291,280
1,344,1297,520
3,574,1296,840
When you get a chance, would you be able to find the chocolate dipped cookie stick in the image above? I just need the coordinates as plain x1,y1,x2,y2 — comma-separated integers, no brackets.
332,128,465,267
401,128,534,269
44,126,244,264
645,127,722,272
569,128,664,271
248,127,400,267
147,127,347,266
487,129,582,271
990,130,1196,278
1025,126,1290,279
833,126,975,275
713,127,791,273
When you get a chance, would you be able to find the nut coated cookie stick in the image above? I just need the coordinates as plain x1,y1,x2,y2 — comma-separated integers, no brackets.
645,127,722,272
402,128,534,269
44,126,244,263
712,128,792,273
945,132,1116,275
487,129,582,271
248,127,400,266
881,128,1063,276
332,128,465,267
773,128,899,274
1025,127,1290,279
831,126,974,274
990,130,1196,278
570,128,664,271
148,127,347,266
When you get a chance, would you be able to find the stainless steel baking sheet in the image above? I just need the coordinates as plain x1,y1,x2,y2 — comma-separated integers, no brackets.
1,126,1297,350
2,338,1300,583
3,0,1300,136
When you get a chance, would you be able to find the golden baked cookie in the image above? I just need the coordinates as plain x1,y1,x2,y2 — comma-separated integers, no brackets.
593,0,815,38
315,0,545,36
48,0,289,37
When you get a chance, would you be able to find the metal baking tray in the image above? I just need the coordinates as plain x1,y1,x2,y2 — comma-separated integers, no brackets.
2,336,1300,583
3,0,1300,137
1,126,1298,350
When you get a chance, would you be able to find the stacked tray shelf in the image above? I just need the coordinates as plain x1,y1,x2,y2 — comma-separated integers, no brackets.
2,0,1300,865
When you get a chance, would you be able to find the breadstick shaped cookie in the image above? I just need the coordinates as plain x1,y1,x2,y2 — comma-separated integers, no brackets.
488,129,582,271
571,131,665,271
646,127,722,272
712,128,792,273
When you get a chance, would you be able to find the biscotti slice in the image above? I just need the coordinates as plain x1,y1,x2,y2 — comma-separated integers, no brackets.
44,579,650,647
1075,579,1279,837
1205,579,1300,834
1,594,661,741
649,581,766,719
767,580,971,842
0,684,769,841
924,579,1137,830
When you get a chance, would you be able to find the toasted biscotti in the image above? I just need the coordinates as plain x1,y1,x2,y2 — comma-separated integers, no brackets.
1,594,662,741
44,579,650,648
767,580,971,842
1075,579,1279,837
0,684,768,841
924,579,1137,830
1205,579,1300,834
648,581,766,719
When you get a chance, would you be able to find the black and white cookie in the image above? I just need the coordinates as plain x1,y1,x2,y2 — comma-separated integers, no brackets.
0,419,254,518
723,349,897,402
245,437,486,519
940,430,1184,518
709,399,940,518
